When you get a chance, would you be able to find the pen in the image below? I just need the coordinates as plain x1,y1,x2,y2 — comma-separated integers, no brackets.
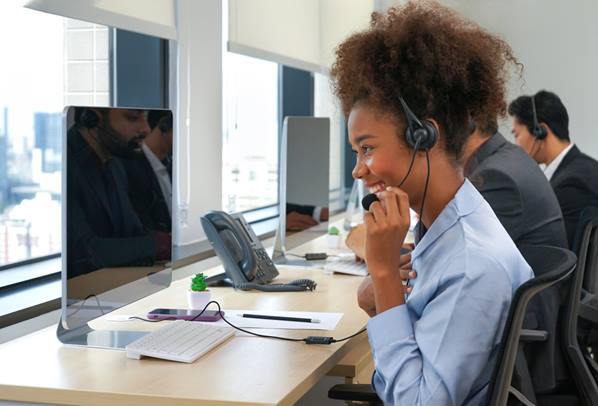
239,313,321,323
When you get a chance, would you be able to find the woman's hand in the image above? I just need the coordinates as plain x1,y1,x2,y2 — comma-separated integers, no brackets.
364,187,411,278
364,186,411,314
357,253,416,317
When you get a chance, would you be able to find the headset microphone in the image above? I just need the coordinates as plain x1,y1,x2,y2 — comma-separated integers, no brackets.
361,193,380,211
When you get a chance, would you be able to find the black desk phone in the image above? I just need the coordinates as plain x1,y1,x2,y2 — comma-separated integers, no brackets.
200,211,316,292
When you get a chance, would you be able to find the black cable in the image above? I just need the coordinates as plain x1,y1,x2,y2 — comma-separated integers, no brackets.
190,301,306,342
418,150,431,239
330,328,367,343
133,300,367,345
397,138,422,189
286,252,339,260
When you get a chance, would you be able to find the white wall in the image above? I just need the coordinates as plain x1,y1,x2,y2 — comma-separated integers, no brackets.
443,0,598,159
171,0,223,246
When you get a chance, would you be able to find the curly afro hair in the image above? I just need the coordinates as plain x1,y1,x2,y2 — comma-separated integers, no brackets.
330,1,519,159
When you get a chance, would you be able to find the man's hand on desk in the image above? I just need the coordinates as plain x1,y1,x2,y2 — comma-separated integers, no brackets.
357,253,416,317
286,211,318,231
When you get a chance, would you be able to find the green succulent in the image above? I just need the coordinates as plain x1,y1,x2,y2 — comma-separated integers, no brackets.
190,273,208,292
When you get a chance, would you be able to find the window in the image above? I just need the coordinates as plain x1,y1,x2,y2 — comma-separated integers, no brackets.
222,52,279,213
0,4,109,268
314,72,346,212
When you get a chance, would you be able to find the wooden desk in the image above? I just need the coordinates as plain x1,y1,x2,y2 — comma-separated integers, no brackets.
0,235,372,405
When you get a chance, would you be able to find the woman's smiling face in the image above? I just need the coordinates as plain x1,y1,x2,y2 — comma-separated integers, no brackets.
348,103,426,205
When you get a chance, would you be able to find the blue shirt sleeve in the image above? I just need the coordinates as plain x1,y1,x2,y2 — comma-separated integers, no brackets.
367,254,514,405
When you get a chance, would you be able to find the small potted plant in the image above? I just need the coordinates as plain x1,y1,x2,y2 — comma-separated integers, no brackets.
327,226,341,248
187,273,211,310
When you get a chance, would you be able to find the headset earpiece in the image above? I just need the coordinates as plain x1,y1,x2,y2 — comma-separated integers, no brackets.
531,95,547,140
79,108,99,129
157,114,173,133
398,96,438,151
405,120,438,151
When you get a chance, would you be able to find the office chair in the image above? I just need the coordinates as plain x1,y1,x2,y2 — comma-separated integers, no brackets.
562,207,598,406
328,245,577,406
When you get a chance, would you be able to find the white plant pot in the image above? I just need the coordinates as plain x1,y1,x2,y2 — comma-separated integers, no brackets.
187,289,211,310
327,234,341,249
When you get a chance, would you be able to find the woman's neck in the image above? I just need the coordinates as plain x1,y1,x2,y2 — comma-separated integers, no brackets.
416,156,464,229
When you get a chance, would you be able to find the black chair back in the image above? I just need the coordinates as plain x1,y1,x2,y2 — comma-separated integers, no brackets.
488,245,577,406
563,212,598,406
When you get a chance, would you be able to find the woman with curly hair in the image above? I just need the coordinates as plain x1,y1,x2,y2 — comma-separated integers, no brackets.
330,2,534,404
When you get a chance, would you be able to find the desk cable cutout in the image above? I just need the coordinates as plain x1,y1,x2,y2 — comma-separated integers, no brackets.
131,300,366,345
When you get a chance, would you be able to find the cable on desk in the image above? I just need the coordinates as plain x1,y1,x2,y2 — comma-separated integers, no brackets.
286,252,339,260
133,300,367,345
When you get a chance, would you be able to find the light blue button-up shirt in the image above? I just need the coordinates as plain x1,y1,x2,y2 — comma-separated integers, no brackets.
367,179,533,405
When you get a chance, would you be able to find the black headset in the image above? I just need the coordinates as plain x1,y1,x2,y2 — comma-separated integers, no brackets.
158,113,173,133
79,108,100,129
398,95,438,151
531,95,547,140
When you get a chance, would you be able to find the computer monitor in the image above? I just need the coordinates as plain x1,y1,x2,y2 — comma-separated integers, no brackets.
58,106,173,349
273,116,330,266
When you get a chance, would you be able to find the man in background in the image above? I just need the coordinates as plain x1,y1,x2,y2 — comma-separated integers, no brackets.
67,108,171,276
123,110,173,233
509,90,598,247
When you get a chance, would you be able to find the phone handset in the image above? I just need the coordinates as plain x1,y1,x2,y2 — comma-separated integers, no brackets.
201,211,259,286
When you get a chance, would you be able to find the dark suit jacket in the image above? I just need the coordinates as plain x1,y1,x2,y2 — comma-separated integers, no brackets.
67,126,156,277
466,132,569,393
466,133,567,248
550,145,598,248
121,154,171,233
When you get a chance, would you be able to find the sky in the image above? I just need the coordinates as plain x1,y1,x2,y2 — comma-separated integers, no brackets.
0,2,64,153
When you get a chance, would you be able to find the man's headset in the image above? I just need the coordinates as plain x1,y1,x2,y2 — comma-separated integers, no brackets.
157,112,173,134
531,95,547,140
79,108,100,129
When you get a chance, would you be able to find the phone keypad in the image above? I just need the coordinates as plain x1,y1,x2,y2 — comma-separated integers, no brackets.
255,249,276,281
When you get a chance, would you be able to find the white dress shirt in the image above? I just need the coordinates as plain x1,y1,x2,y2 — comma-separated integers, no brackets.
543,143,574,180
142,143,172,216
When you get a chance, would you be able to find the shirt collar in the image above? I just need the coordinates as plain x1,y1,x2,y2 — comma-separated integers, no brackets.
142,143,167,172
543,143,574,180
411,179,483,261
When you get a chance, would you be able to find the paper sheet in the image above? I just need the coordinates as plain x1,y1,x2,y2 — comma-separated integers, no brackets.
201,310,343,330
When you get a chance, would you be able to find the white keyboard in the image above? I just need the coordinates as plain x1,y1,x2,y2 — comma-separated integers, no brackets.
125,320,235,363
324,259,368,276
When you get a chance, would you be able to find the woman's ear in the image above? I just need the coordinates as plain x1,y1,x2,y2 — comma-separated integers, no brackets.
426,118,441,136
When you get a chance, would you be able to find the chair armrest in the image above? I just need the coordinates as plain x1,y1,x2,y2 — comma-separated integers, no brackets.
579,290,598,323
520,329,548,342
328,384,381,403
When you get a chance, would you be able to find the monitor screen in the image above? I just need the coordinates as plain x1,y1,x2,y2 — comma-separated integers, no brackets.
273,116,330,261
63,106,173,329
